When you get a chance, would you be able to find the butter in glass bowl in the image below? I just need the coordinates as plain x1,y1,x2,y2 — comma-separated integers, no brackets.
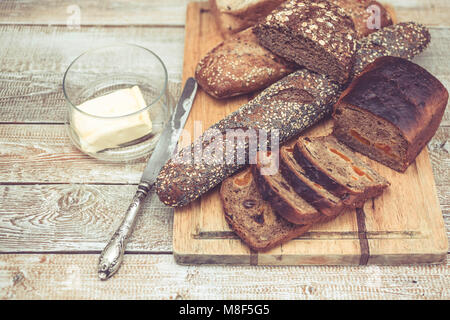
63,44,172,162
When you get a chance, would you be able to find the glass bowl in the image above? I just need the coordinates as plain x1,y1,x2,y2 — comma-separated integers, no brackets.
63,44,172,162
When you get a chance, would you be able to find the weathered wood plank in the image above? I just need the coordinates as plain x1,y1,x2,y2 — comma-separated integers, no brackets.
0,124,146,184
0,185,446,253
0,184,172,253
0,0,449,28
0,25,184,123
0,253,448,299
0,0,194,26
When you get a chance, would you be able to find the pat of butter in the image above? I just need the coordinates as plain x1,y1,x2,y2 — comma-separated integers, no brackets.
72,86,152,153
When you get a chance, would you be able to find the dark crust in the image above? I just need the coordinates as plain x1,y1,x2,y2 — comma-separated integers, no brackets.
279,147,346,216
335,56,449,172
251,163,323,225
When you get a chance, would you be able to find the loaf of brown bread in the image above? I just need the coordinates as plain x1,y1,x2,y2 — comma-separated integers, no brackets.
195,28,297,99
351,22,431,77
333,56,449,172
253,0,357,84
294,135,390,207
220,168,314,251
156,22,431,207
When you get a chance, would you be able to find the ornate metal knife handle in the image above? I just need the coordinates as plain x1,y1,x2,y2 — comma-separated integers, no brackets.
98,182,152,280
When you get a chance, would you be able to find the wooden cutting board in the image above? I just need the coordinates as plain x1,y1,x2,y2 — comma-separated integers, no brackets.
172,2,448,265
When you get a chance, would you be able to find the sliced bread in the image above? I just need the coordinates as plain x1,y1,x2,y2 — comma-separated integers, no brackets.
251,151,325,225
294,135,390,207
279,146,347,217
220,168,312,251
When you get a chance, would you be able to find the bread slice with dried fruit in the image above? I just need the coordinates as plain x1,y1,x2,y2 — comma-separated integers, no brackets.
220,168,313,251
294,135,390,207
279,146,347,217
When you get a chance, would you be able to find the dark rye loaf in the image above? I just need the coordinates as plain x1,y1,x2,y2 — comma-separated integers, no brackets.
333,56,449,172
253,0,357,84
157,70,339,207
220,168,314,251
155,22,430,207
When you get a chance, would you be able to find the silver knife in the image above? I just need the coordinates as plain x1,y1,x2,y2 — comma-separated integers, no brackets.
98,77,198,280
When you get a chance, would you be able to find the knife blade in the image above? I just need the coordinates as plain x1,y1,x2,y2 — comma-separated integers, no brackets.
98,77,197,280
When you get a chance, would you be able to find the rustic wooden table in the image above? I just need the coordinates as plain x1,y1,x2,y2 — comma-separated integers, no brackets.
0,0,448,299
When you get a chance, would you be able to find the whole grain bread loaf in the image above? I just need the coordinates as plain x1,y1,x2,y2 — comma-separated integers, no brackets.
294,135,390,207
195,28,297,99
220,168,314,251
156,22,431,207
351,22,431,77
157,70,339,206
333,56,449,172
253,0,357,84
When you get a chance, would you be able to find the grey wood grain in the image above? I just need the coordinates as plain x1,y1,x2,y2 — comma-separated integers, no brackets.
0,184,173,253
0,0,448,300
0,0,194,26
0,253,448,299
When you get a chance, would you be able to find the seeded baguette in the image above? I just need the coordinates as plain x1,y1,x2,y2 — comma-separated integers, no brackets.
157,70,339,207
156,22,431,207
